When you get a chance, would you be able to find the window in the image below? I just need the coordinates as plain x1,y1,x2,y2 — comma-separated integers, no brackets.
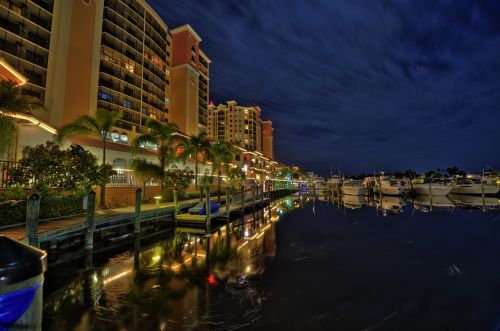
98,92,113,102
123,99,133,108
124,62,134,73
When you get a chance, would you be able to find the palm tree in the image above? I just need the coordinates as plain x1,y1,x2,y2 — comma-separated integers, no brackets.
56,107,120,207
130,158,162,200
132,119,178,193
0,80,43,155
179,132,210,189
208,141,236,203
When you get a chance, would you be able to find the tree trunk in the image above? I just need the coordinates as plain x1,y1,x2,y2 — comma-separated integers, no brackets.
143,182,147,201
160,157,165,194
194,148,199,189
100,138,106,208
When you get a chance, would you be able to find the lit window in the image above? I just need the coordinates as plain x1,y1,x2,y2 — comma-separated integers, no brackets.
98,92,112,102
124,63,134,73
120,132,128,143
111,130,119,142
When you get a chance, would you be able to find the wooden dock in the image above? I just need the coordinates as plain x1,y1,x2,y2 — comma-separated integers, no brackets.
0,187,293,253
174,186,289,228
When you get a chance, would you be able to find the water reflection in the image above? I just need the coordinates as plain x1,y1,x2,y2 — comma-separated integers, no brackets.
43,196,304,330
42,193,500,330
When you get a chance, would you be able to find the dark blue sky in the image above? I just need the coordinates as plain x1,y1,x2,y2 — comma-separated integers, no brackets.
150,0,500,176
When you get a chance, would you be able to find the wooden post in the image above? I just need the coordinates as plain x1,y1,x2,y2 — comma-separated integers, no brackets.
226,187,230,214
173,188,178,216
199,186,203,202
428,180,433,212
205,186,211,219
85,191,96,251
26,193,40,247
134,188,142,234
481,182,486,211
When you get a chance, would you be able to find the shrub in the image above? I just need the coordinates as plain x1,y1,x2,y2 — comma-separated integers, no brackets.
0,195,86,227
8,141,114,194
0,187,28,202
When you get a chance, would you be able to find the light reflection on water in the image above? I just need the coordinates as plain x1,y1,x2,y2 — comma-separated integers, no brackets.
42,193,500,330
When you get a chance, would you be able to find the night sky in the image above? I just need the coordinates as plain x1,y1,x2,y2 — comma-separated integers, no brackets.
150,0,500,176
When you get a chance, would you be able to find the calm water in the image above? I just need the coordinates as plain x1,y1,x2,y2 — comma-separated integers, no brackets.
42,194,500,330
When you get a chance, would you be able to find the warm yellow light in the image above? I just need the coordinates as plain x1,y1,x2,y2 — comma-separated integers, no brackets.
103,269,132,285
0,58,27,86
0,111,58,134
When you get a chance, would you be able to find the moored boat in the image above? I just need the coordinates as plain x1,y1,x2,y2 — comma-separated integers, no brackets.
341,180,365,196
450,178,500,196
373,175,404,196
411,178,453,196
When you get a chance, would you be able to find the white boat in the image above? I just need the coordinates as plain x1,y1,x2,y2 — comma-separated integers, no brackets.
341,180,365,196
450,178,500,196
373,175,404,196
411,178,453,196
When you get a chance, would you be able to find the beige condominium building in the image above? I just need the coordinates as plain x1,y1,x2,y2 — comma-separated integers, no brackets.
169,24,210,137
208,100,278,185
208,100,262,153
0,0,174,151
0,1,216,154
0,0,215,204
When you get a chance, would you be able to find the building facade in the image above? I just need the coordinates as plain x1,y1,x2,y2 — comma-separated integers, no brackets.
169,24,210,137
1,0,176,146
261,120,273,160
208,100,262,153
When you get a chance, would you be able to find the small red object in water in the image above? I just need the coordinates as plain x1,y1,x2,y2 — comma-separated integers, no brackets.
207,274,218,285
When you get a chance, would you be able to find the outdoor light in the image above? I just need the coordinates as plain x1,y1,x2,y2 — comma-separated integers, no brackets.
154,196,162,208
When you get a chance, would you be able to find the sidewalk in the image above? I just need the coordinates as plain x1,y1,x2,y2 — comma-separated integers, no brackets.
0,197,206,241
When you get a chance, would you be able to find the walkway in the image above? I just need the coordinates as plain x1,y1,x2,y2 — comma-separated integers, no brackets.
0,197,205,241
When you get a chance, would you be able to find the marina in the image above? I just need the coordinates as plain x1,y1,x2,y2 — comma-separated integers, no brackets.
40,193,500,330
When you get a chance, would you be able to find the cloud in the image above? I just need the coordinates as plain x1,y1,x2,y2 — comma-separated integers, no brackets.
150,0,500,175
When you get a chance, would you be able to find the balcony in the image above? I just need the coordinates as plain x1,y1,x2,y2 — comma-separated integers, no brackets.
29,13,49,30
30,0,52,13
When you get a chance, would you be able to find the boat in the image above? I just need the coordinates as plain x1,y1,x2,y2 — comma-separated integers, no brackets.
411,178,453,196
450,178,500,196
341,180,365,196
373,175,404,196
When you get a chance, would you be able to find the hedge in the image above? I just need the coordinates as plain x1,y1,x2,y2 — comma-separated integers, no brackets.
0,195,86,227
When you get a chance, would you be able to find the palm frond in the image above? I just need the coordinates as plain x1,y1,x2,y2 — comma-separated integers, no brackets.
56,123,97,143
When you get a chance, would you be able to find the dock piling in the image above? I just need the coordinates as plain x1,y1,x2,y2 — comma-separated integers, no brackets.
134,188,142,234
85,191,96,251
173,188,179,216
26,193,40,247
205,187,211,230
226,187,230,214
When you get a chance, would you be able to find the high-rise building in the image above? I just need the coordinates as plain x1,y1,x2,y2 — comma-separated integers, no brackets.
208,100,262,153
169,24,210,137
0,0,54,103
1,0,172,145
262,120,273,160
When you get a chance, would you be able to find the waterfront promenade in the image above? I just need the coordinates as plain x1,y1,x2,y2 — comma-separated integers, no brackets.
0,198,202,241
